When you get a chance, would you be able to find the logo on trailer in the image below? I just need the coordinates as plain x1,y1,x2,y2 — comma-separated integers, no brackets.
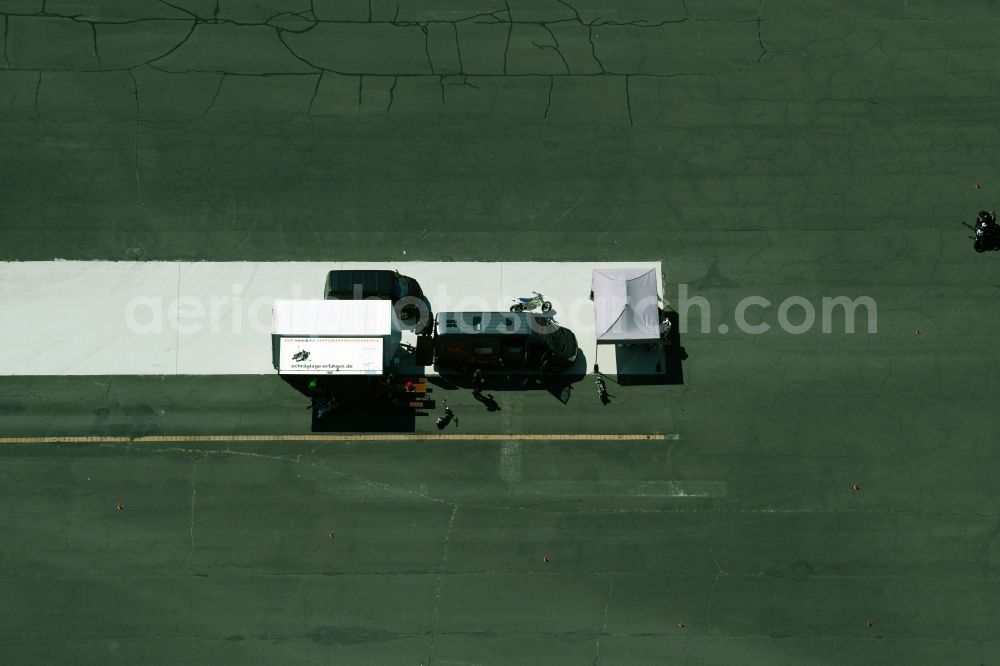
292,350,311,362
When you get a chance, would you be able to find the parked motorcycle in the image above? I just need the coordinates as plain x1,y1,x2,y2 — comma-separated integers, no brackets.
510,291,552,313
436,400,458,429
972,210,1000,253
595,375,609,405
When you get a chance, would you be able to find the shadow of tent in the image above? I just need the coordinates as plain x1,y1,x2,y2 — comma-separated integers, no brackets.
613,310,686,386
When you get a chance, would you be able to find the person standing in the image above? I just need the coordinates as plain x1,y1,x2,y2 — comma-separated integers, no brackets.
472,368,485,397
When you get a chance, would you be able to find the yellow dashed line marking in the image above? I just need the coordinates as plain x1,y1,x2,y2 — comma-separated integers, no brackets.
0,433,676,444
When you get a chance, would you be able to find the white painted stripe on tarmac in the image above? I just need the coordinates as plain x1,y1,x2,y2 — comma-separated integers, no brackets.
0,261,665,376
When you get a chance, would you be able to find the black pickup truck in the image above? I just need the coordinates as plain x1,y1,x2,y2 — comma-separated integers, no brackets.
323,269,429,328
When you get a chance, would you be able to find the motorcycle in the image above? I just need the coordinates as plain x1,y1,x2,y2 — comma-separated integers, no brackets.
510,291,552,313
436,400,458,429
969,211,1000,253
595,375,609,405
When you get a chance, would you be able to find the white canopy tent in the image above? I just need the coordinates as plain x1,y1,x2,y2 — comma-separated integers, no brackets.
591,267,662,343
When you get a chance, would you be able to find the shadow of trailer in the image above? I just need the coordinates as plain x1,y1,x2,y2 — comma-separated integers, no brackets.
283,374,436,433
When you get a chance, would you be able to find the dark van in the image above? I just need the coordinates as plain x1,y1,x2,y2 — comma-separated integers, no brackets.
324,270,426,323
434,311,578,374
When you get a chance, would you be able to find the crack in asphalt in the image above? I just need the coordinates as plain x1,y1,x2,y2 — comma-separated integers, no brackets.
8,628,989,646
188,456,199,559
6,569,996,583
502,1,512,75
588,24,605,73
756,0,767,63
0,2,752,129
4,5,816,29
274,27,322,71
127,68,720,79
593,580,614,664
306,71,322,115
425,503,459,665
422,24,433,74
156,0,200,20
624,74,633,126
3,15,10,69
144,19,199,68
555,0,583,24
90,21,101,69
455,10,505,25
706,537,728,631
32,70,41,121
126,68,141,188
452,22,463,74
544,74,553,118
266,13,319,34
198,73,225,119
386,75,397,113
538,24,570,75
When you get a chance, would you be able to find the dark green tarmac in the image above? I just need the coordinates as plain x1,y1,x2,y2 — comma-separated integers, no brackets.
2,1,1000,664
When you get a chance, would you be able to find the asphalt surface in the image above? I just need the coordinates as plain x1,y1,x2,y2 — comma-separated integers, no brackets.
2,1,1000,664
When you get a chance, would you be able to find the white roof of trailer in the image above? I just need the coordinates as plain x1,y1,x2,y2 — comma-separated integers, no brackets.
272,299,392,336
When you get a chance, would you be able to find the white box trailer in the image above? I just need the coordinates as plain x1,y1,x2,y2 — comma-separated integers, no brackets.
272,299,402,375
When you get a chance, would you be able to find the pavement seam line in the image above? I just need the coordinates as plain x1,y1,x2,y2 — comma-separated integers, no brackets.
0,434,677,444
426,503,459,664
